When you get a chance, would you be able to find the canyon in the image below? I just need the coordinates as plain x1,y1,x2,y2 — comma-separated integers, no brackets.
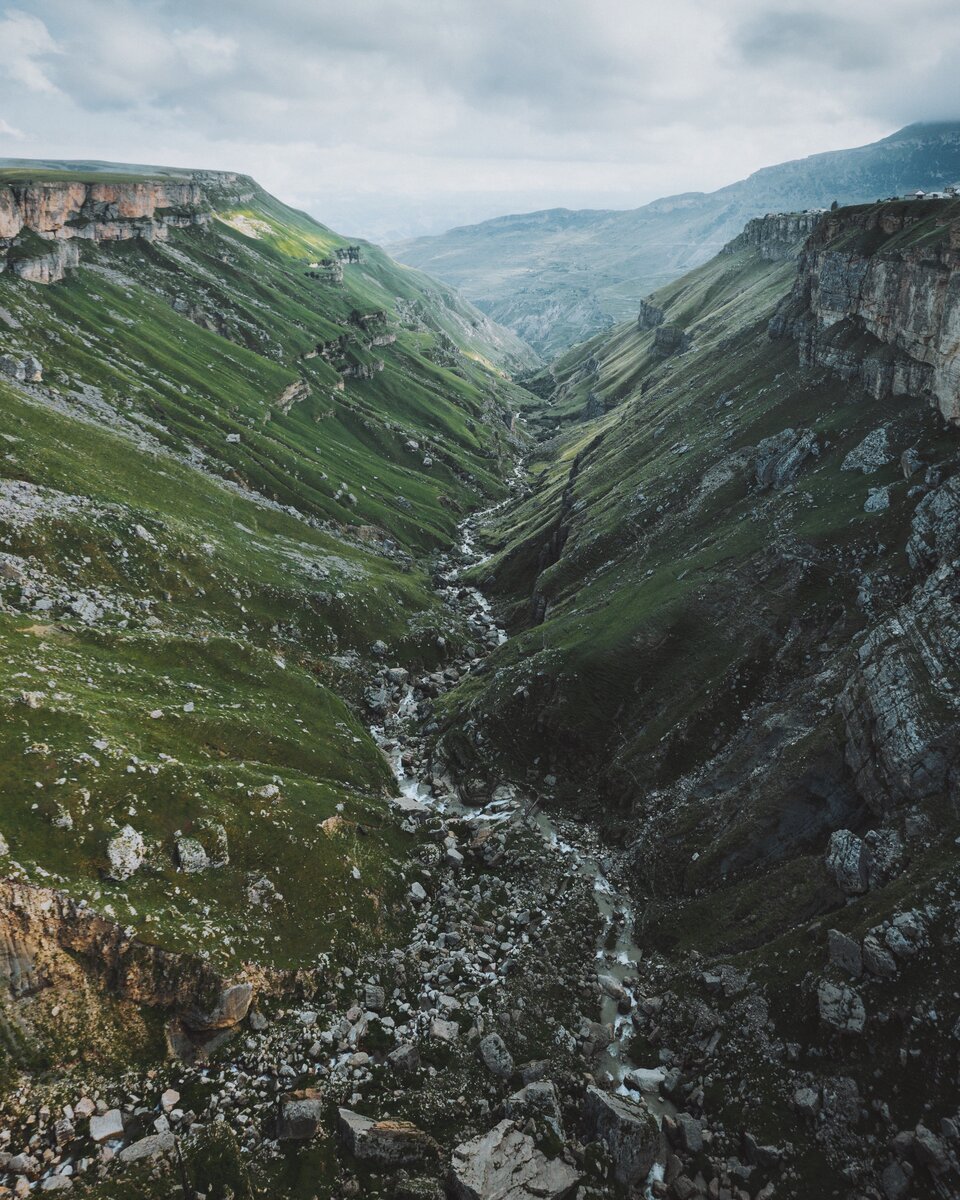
0,160,959,1200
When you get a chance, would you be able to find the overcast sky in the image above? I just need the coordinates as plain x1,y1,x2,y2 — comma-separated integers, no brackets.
0,0,958,240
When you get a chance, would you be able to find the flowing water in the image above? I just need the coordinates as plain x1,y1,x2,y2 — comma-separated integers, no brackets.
370,488,673,1171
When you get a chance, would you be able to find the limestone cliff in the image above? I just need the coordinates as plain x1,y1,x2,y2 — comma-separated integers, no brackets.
722,210,823,261
0,172,254,282
770,199,960,423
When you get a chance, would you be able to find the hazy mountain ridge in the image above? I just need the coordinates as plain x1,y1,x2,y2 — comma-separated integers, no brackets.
392,122,960,356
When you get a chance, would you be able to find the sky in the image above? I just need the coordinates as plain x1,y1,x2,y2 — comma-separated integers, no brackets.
0,0,958,242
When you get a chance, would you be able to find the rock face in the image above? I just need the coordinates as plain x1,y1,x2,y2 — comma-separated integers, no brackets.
723,211,823,261
449,1120,580,1200
337,1108,439,1167
0,173,252,283
840,560,960,812
583,1086,660,1188
770,199,960,423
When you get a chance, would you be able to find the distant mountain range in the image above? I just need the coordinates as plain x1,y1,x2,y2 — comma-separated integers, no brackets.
391,122,960,357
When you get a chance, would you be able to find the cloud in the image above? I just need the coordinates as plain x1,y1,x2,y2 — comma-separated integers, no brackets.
0,117,25,139
0,0,958,237
0,8,61,93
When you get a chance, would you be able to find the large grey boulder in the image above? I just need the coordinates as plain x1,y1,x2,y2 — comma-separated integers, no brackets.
862,934,898,978
479,1032,514,1079
825,830,868,895
337,1108,438,1167
583,1085,660,1188
504,1081,564,1139
117,1131,176,1164
827,929,862,977
106,825,145,881
277,1090,324,1140
755,428,818,489
88,1109,123,1143
449,1120,580,1200
817,979,866,1034
842,426,892,473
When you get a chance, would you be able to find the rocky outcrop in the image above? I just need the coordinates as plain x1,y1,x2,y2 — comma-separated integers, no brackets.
839,558,960,812
770,200,960,423
723,211,823,261
0,174,241,283
637,299,665,330
653,324,691,355
0,879,280,1059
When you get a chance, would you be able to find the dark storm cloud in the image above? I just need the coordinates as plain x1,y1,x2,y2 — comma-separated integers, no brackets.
0,1,958,238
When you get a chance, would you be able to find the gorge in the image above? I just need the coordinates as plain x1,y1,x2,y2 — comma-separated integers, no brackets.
0,156,959,1200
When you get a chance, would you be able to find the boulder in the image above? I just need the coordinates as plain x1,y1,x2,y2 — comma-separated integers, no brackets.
278,1089,324,1140
187,982,254,1032
674,1111,703,1154
793,1087,821,1118
865,486,891,513
881,1161,911,1200
862,934,898,978
583,1085,660,1188
449,1119,580,1200
827,929,863,977
478,1032,514,1079
117,1131,176,1164
842,427,892,473
429,1018,459,1043
755,428,818,489
175,835,208,873
914,1123,950,1173
825,830,868,895
106,825,145,881
816,979,866,1034
337,1108,439,1167
504,1081,563,1138
388,1043,421,1073
88,1109,123,1143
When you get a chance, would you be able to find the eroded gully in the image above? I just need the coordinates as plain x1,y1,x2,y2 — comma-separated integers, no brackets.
370,477,672,1184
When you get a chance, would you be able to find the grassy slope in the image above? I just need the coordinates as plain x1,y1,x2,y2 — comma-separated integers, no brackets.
0,173,534,1008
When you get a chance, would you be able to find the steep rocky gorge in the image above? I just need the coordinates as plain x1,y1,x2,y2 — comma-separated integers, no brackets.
4,165,960,1199
424,201,960,1198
